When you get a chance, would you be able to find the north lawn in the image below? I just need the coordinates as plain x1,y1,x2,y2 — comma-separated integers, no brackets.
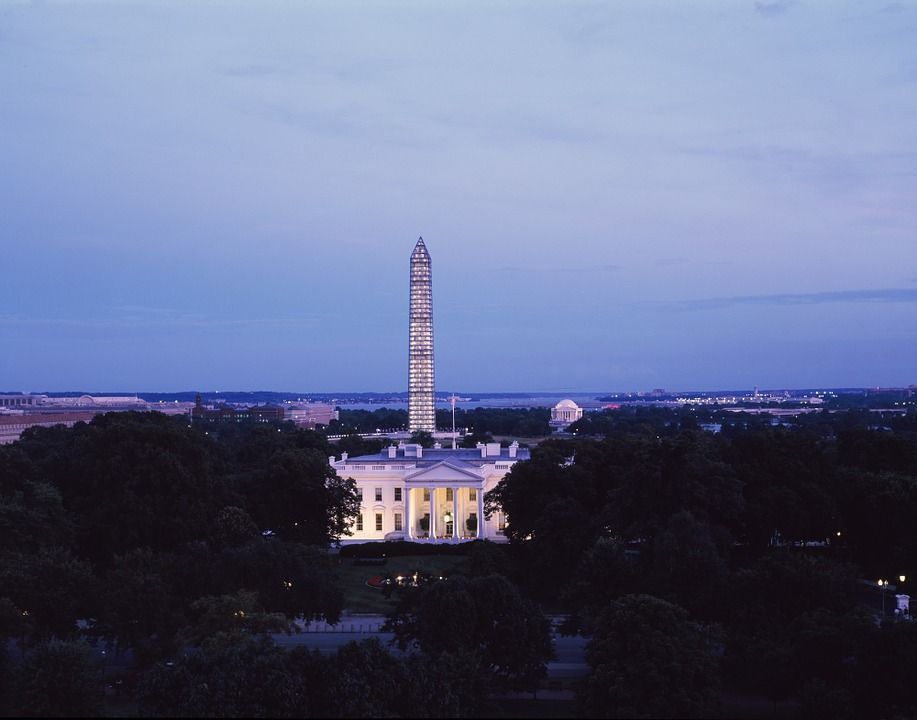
335,553,465,614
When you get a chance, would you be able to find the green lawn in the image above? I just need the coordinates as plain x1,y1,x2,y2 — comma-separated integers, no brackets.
335,554,465,614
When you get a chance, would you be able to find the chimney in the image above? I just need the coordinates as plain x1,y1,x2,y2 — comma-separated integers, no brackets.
341,452,348,462
476,442,486,458
388,445,397,459
509,441,519,458
416,446,423,459
328,455,336,466
433,442,442,449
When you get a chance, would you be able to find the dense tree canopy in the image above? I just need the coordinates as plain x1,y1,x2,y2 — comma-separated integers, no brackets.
387,574,553,693
0,412,357,671
581,595,720,719
3,406,917,718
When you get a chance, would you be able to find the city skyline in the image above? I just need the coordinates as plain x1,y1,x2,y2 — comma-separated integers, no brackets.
2,1,916,392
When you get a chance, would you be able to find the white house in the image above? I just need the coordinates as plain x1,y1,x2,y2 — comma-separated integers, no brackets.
331,441,528,544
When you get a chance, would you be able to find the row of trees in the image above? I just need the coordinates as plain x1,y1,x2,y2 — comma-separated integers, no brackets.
0,412,556,717
0,412,363,715
484,410,917,717
327,407,551,438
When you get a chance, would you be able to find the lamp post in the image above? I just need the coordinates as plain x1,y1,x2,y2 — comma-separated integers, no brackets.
878,579,889,617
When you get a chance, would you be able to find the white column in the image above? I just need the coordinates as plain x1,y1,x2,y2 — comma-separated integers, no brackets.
452,486,459,540
404,486,412,540
429,487,436,541
458,487,465,538
476,487,484,539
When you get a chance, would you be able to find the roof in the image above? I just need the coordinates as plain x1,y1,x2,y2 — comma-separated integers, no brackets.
343,446,529,468
555,399,580,409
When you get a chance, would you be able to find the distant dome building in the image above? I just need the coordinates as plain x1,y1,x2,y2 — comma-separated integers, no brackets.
550,399,583,431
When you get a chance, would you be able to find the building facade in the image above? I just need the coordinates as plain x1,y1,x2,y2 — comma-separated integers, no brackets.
549,398,583,430
331,442,527,544
191,394,285,423
408,237,435,432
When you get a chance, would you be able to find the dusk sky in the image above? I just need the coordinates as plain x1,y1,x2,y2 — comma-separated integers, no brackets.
2,0,916,393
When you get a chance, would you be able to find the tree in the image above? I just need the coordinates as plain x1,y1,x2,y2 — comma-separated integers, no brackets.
185,591,292,645
138,634,303,718
210,506,260,548
565,536,634,632
387,574,553,693
184,539,345,624
324,638,405,718
400,650,487,718
335,435,384,458
243,448,359,545
581,595,720,719
0,446,71,552
0,547,95,641
650,510,727,618
93,547,184,662
19,412,229,563
12,640,102,717
408,430,434,448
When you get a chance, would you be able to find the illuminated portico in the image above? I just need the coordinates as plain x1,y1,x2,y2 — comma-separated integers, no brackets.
402,462,486,541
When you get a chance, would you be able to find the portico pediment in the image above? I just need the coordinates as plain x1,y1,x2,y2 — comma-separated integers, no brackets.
405,461,484,485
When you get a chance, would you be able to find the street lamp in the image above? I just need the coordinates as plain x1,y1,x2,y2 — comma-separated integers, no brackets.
878,579,889,616
899,575,906,584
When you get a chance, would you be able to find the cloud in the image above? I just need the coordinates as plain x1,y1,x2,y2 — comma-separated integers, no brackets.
754,1,796,17
484,264,623,274
0,306,323,331
558,264,623,274
667,288,917,311
218,64,278,77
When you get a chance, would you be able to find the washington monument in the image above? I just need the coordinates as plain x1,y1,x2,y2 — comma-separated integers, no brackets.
408,237,435,432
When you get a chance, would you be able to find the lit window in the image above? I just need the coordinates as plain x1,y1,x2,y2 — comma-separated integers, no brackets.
446,488,453,501
394,513,403,531
469,489,477,501
423,489,430,502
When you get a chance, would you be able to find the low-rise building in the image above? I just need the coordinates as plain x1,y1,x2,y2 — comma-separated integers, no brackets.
285,404,339,428
0,411,97,445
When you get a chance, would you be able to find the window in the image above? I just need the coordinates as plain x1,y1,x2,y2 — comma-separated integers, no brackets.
446,488,453,501
375,513,383,532
394,487,402,502
394,513,403,531
374,487,383,502
423,489,430,502
355,514,363,532
356,487,363,501
498,513,506,532
469,489,477,501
